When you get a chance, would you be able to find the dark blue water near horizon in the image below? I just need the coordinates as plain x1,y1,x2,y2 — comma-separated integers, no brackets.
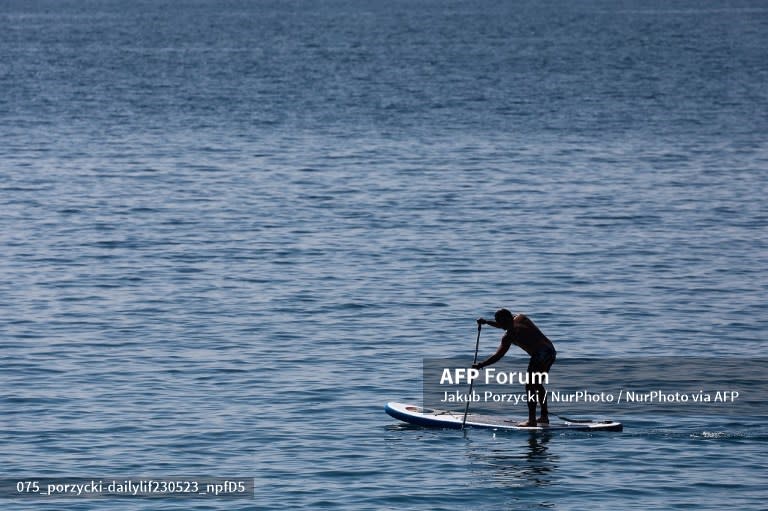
2,0,767,509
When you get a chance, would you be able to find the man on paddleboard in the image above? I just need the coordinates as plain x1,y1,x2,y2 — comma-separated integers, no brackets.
474,309,556,427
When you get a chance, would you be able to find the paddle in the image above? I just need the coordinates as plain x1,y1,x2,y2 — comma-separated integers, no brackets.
461,322,482,430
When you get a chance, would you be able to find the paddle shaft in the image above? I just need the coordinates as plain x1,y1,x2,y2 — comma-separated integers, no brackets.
461,323,482,430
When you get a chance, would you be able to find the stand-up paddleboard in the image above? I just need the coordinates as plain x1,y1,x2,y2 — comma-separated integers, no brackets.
385,402,622,432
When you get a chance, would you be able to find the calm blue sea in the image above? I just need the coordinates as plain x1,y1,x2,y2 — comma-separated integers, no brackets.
1,0,767,509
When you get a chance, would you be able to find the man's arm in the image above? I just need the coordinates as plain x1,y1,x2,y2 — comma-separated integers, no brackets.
477,318,502,329
474,339,512,369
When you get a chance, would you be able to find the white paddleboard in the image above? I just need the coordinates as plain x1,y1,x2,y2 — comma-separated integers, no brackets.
385,402,623,432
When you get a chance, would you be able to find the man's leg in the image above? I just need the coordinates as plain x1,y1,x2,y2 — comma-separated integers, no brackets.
538,356,554,423
538,383,549,424
519,383,537,427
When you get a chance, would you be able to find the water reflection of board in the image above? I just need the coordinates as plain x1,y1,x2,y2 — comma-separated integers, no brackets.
385,402,623,432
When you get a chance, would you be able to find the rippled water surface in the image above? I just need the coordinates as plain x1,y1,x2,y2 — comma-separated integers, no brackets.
1,0,767,509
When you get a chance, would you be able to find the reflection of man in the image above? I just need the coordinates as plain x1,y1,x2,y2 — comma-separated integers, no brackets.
474,309,556,426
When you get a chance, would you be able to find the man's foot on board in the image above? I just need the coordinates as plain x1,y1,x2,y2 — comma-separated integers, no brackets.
537,417,550,424
516,420,537,427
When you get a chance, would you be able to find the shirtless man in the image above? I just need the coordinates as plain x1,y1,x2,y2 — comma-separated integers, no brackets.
473,309,556,427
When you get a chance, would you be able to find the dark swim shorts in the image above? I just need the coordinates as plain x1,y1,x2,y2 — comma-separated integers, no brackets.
528,348,556,374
